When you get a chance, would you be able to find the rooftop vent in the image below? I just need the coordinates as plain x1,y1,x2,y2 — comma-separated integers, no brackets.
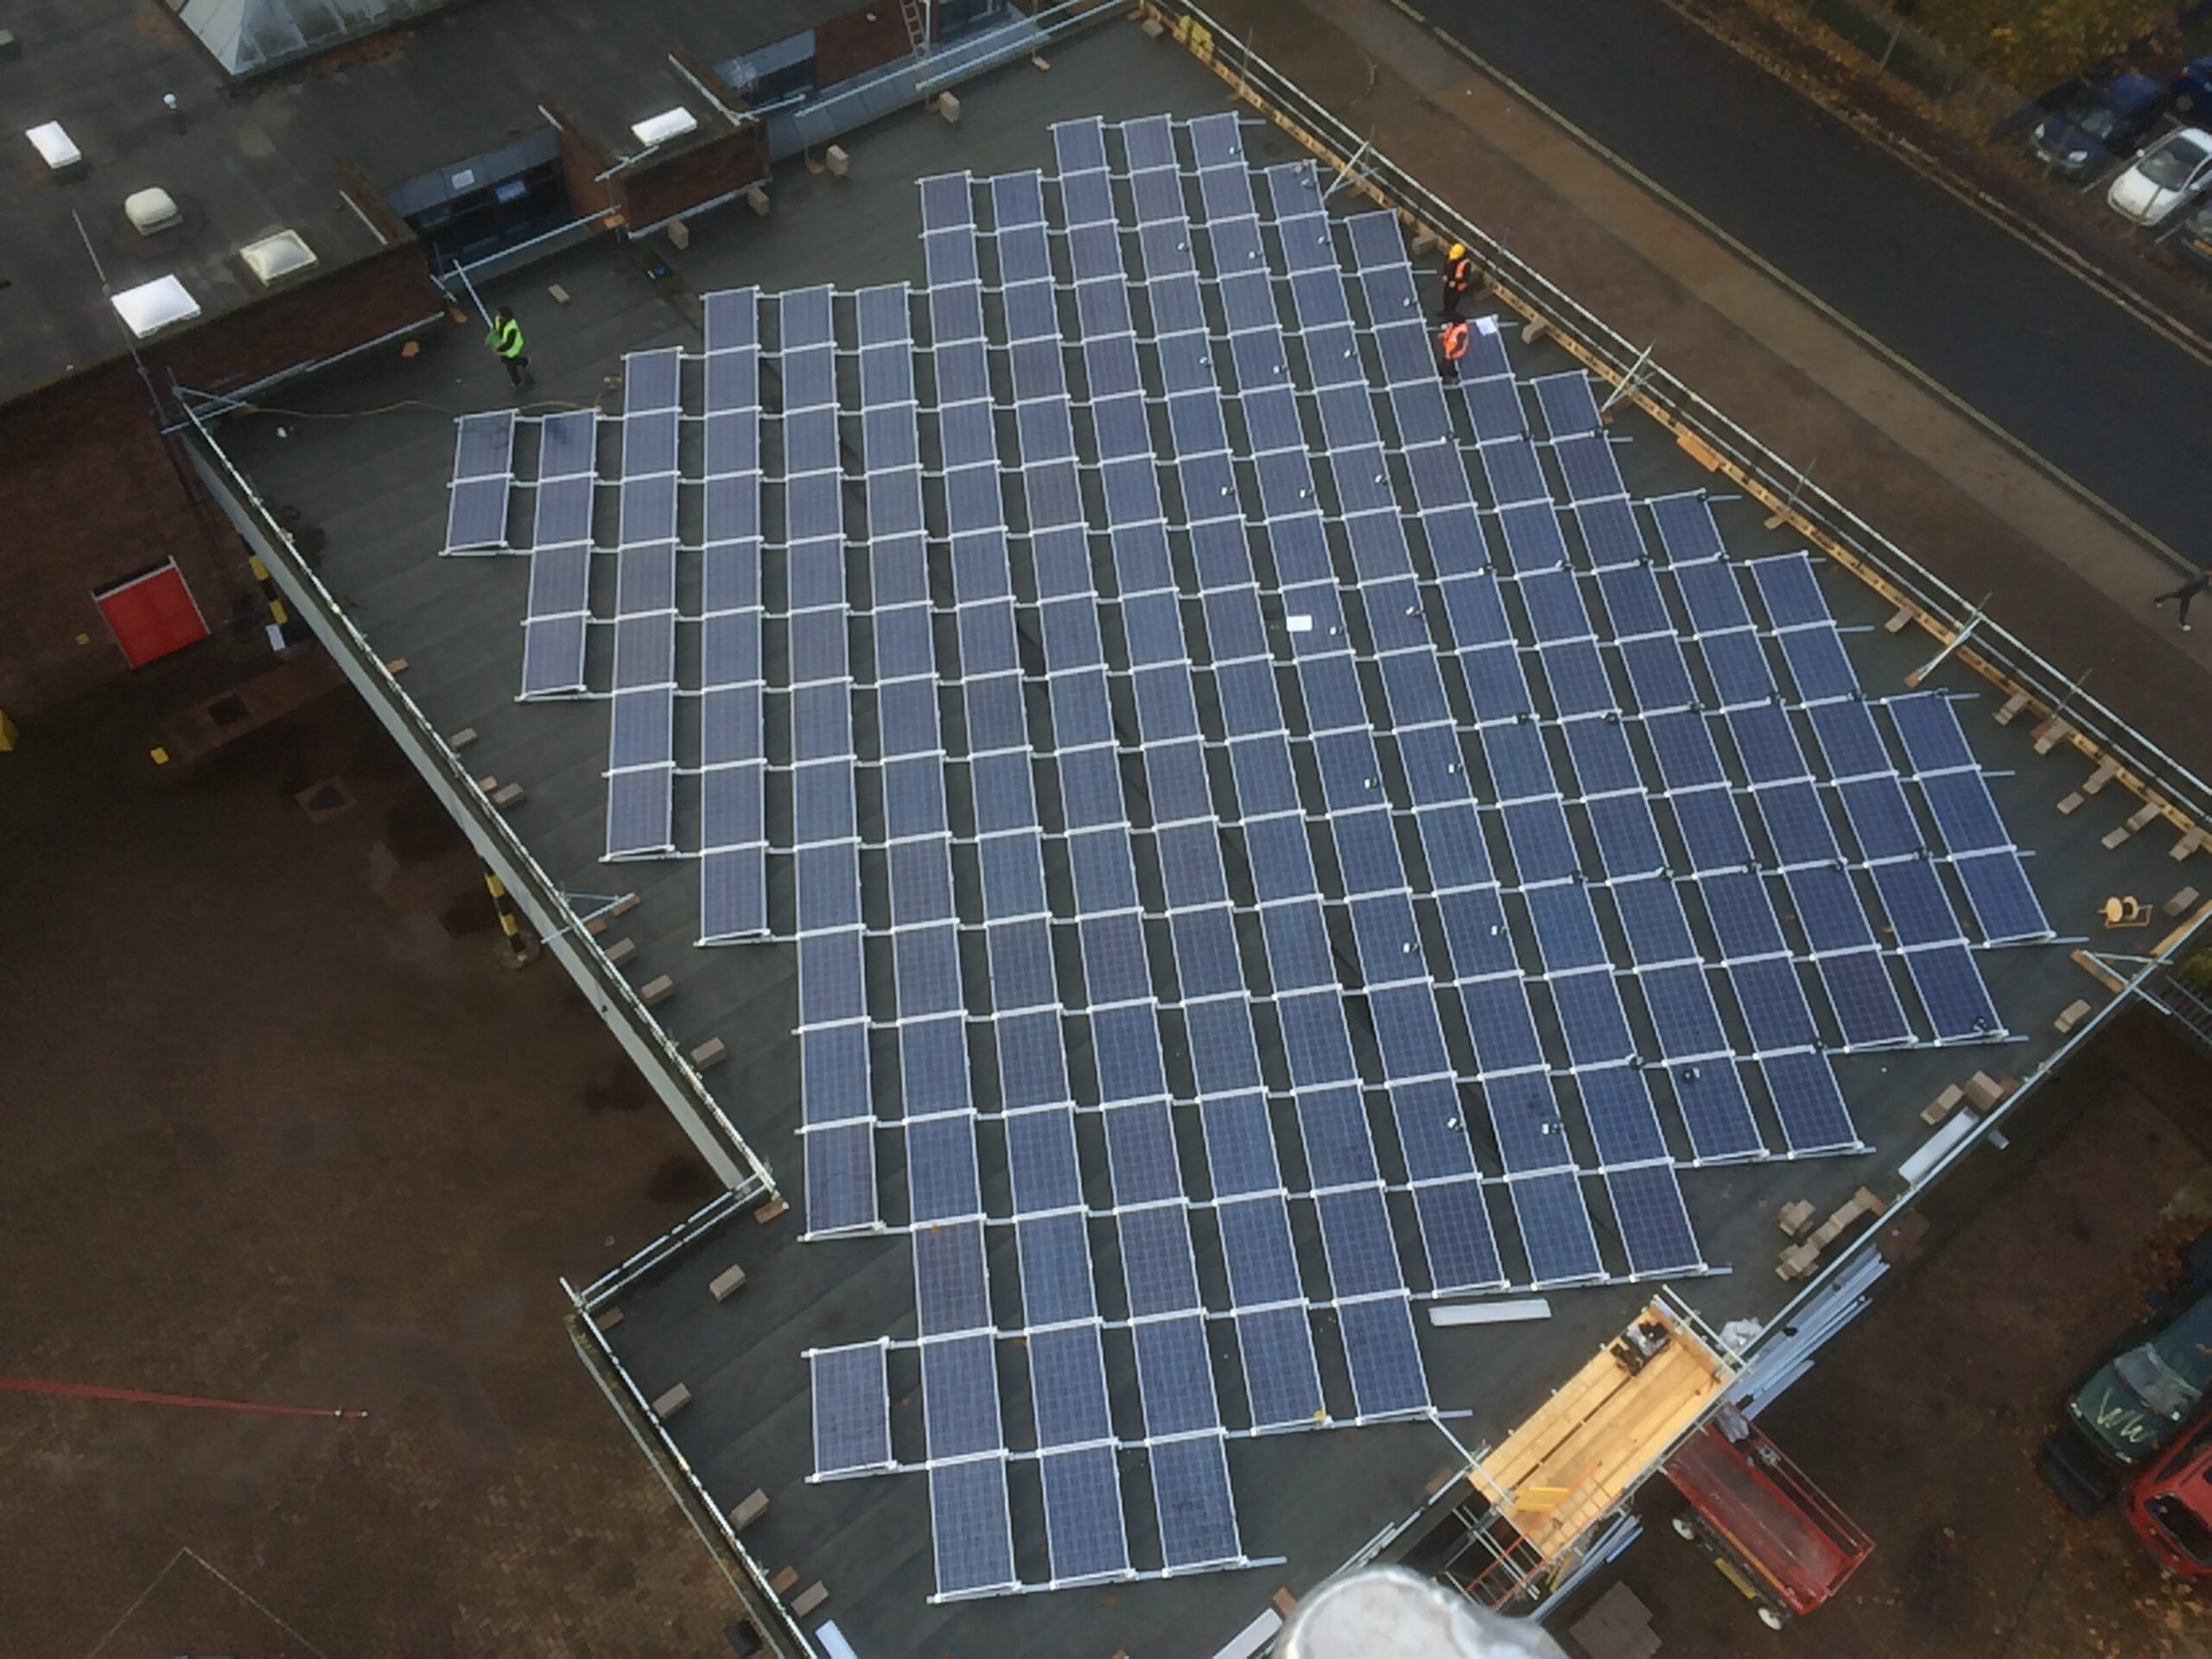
238,228,317,285
111,274,201,339
125,188,183,234
26,121,81,172
631,106,699,148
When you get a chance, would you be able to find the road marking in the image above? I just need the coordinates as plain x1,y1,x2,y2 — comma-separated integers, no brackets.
1413,7,2188,571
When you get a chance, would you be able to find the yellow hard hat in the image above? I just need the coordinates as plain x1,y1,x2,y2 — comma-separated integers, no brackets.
1448,242,1466,260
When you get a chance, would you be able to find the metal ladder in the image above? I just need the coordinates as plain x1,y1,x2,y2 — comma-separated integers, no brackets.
900,0,931,59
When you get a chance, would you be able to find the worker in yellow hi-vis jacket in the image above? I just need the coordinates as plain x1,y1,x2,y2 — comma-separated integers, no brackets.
487,303,533,390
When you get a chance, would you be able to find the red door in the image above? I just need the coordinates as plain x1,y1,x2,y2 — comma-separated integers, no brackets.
93,561,209,668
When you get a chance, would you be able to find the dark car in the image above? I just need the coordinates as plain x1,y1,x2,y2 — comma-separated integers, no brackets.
2031,73,2166,178
2177,200,2212,272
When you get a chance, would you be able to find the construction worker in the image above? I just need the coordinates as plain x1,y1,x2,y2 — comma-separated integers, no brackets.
1439,241,1475,320
487,303,532,390
1438,317,1470,385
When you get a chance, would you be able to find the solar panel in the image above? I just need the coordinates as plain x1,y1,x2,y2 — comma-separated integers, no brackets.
931,1458,1018,1600
444,410,516,552
810,1341,894,1478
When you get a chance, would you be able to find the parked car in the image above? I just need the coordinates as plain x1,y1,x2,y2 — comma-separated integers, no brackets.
2107,127,2212,225
2176,200,2212,272
2066,1287,2212,1469
2174,54,2212,118
2126,1408,2212,1576
2031,73,2165,178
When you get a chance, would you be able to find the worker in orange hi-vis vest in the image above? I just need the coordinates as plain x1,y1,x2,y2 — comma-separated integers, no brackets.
1439,241,1475,320
1438,318,1471,385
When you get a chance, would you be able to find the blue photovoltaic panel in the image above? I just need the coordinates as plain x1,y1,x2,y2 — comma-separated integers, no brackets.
810,1342,892,1477
931,1459,1017,1599
1040,1447,1130,1584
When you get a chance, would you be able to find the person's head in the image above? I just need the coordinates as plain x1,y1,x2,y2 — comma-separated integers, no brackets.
496,304,513,323
1448,242,1466,261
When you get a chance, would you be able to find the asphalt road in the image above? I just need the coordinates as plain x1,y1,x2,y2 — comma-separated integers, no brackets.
1416,0,2212,566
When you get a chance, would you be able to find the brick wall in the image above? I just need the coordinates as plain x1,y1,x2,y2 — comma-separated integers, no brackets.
0,240,443,721
816,1,914,86
617,124,771,232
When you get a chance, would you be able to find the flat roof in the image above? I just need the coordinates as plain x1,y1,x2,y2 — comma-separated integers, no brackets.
0,0,859,405
210,19,2190,1655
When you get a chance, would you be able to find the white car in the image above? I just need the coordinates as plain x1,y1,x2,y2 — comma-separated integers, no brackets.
2106,127,2212,226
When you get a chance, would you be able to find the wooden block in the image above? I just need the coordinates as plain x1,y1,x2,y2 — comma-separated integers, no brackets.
1777,1242,1820,1281
2054,999,2094,1034
664,217,690,250
823,143,849,177
2175,829,2208,861
2056,791,2084,816
753,1196,790,1225
610,893,641,918
1883,602,1915,634
2168,887,2202,917
729,1489,769,1530
1521,316,1550,346
2082,759,2120,795
652,1382,691,1420
1777,1199,1816,1237
710,1264,747,1302
2074,947,2130,993
1853,1186,1888,1217
475,775,499,793
1964,1071,2006,1111
1921,1084,1964,1127
1272,1588,1300,1618
491,781,525,810
604,937,638,969
385,657,410,675
2127,801,2162,832
937,91,962,124
791,1582,828,1618
1993,690,2031,725
592,1305,625,1332
448,727,479,750
639,974,674,1007
746,184,770,217
2103,824,2134,851
587,915,608,936
691,1036,728,1069
2033,718,2073,755
768,1566,799,1598
1030,50,1051,71
549,283,571,304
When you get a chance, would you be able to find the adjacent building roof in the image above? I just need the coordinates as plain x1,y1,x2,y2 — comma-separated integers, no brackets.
168,0,464,78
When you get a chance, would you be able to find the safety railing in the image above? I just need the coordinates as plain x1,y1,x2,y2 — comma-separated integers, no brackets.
177,410,776,1203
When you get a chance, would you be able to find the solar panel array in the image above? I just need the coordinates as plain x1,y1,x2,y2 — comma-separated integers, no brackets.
448,108,2051,1602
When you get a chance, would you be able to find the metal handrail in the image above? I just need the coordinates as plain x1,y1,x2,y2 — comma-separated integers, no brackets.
175,408,775,1199
1150,0,2212,825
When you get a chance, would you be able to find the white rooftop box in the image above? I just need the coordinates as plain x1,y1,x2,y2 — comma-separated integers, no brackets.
26,121,80,171
111,274,201,339
125,188,182,234
238,228,318,285
631,106,699,148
